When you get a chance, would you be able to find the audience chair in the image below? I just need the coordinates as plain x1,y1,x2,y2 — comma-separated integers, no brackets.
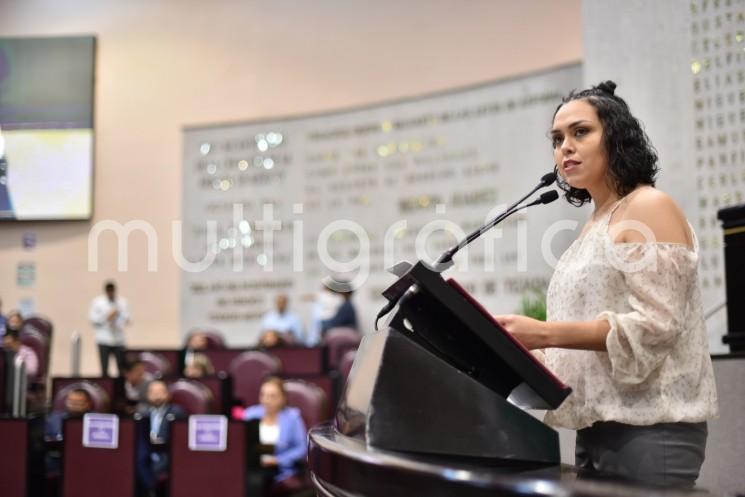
338,350,357,381
138,351,173,377
271,381,324,497
169,419,248,497
271,347,325,376
0,352,5,414
19,327,48,382
22,315,53,342
53,381,111,413
169,379,214,415
187,373,232,415
19,328,49,410
185,328,226,349
51,377,122,413
62,417,137,497
283,379,329,430
322,327,361,371
229,351,281,405
0,417,44,497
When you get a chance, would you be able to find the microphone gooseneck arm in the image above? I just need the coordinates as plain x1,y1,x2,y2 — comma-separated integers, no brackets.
374,172,557,331
436,172,556,265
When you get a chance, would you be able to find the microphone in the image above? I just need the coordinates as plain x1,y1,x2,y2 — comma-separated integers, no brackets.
374,171,557,330
436,171,557,266
538,171,557,187
524,189,559,207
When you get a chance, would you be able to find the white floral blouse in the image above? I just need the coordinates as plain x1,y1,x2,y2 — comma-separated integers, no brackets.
542,202,719,430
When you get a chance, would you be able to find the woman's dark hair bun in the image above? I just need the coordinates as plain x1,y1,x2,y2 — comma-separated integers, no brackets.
596,80,617,95
553,78,659,207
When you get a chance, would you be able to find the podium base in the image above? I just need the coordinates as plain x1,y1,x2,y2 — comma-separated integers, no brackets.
337,327,561,464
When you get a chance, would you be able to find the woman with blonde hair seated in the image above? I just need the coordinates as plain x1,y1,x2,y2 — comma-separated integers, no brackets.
183,352,214,378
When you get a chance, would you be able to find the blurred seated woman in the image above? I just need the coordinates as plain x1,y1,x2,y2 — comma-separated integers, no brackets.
244,376,307,495
258,329,292,349
5,309,23,334
183,352,214,378
180,331,210,375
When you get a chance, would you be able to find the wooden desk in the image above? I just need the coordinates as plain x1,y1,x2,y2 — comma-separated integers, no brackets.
169,419,255,497
0,417,40,497
62,417,137,497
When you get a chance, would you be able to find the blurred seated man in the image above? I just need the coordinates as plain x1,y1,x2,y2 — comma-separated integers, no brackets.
2,328,39,379
137,381,187,495
244,376,307,495
139,380,186,443
183,352,214,378
45,388,94,475
258,294,304,348
121,359,152,415
45,388,94,440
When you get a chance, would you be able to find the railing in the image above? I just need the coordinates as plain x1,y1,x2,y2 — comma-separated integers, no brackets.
11,355,27,417
71,331,82,376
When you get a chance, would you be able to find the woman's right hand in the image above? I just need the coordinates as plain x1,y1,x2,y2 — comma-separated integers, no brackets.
493,314,551,350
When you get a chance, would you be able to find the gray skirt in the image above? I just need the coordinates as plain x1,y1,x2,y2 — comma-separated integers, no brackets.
575,421,708,488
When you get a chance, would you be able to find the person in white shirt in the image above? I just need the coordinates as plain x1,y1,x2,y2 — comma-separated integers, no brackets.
258,294,304,347
89,281,130,377
2,328,39,378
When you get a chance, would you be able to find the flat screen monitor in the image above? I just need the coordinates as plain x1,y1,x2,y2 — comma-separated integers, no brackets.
0,36,95,221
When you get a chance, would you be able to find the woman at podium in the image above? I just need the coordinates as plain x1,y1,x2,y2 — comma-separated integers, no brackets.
495,81,718,488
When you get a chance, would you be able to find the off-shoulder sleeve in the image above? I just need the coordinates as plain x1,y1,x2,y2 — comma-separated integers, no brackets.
597,243,698,385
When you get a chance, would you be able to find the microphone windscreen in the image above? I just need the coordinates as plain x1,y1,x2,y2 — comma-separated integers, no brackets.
540,172,557,186
540,190,560,204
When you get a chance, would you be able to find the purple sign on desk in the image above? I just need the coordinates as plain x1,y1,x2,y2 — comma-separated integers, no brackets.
188,415,227,452
82,413,119,449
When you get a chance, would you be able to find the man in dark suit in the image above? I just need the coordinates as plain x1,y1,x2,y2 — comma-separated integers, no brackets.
139,380,186,442
45,388,94,476
137,380,186,495
45,388,94,440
